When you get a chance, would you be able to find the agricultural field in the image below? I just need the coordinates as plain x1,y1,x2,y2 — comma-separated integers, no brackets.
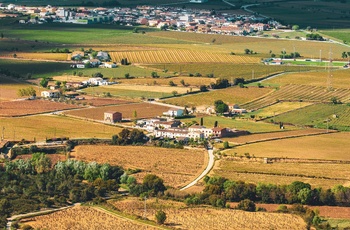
25,205,158,230
111,197,307,230
242,84,350,110
275,103,350,131
0,100,79,117
0,52,69,61
222,128,331,145
248,1,350,29
71,145,206,188
118,76,217,87
149,31,347,58
320,29,350,44
224,132,350,161
65,102,170,120
164,86,273,108
264,69,350,89
0,115,122,141
110,50,260,64
246,101,313,120
75,96,134,107
146,63,322,80
214,157,350,189
0,75,38,101
181,115,296,133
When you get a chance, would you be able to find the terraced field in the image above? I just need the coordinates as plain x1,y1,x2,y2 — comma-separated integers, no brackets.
242,84,350,110
110,50,260,64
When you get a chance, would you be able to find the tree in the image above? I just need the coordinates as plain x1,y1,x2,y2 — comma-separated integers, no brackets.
151,72,159,78
180,79,185,86
133,27,138,33
155,210,167,224
124,73,130,79
169,81,176,86
292,25,299,30
342,51,348,59
237,199,256,212
223,141,229,149
200,117,204,126
40,78,49,88
172,91,178,96
199,85,208,92
92,72,103,78
0,33,3,39
31,153,51,174
214,100,228,113
244,48,250,54
13,53,17,58
214,121,218,128
133,110,137,119
143,174,166,196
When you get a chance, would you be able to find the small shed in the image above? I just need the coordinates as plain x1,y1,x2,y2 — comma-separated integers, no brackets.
104,111,122,123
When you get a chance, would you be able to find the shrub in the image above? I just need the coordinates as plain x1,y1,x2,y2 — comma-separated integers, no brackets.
155,210,167,224
236,199,256,212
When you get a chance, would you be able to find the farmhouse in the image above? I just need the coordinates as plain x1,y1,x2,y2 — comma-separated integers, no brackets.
96,51,110,61
104,111,122,123
212,127,249,138
88,77,107,86
102,62,117,68
41,90,60,98
154,128,204,140
153,120,181,129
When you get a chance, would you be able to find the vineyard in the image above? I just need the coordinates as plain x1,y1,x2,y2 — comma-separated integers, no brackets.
215,157,350,189
241,84,350,110
222,128,330,145
71,145,206,188
111,197,306,230
0,100,79,117
275,103,350,131
164,86,273,107
26,205,157,230
65,102,170,120
146,63,322,79
110,50,260,64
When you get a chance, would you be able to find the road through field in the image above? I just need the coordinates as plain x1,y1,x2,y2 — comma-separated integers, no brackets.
180,149,214,191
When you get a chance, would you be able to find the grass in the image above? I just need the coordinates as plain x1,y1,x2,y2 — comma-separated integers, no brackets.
320,29,350,44
283,60,347,67
275,103,350,131
0,114,122,141
180,116,295,133
246,101,313,119
327,219,350,229
163,86,273,107
224,132,350,161
264,68,350,89
118,76,217,87
215,159,350,189
146,63,323,80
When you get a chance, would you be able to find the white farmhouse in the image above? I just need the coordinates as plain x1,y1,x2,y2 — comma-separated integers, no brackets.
163,108,184,117
41,90,60,98
88,77,107,86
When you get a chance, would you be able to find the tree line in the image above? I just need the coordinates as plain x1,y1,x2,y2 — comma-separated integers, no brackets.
0,153,124,228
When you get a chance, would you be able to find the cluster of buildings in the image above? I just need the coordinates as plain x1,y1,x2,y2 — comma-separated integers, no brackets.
70,51,117,69
136,116,248,140
1,3,285,36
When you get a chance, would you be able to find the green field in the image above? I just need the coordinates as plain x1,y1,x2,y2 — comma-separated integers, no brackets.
147,63,322,80
275,103,350,131
320,29,350,44
181,116,294,133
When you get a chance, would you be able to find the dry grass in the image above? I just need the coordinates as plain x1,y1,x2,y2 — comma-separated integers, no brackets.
0,100,79,117
0,52,69,61
71,145,206,188
65,102,171,120
77,96,134,107
215,158,350,189
0,75,40,101
26,205,158,230
0,115,122,141
118,76,216,87
111,197,306,230
224,132,350,161
222,128,330,144
52,75,90,82
164,86,273,107
264,69,350,89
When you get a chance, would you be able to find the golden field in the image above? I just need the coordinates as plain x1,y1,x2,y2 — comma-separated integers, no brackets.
26,205,158,230
111,197,306,230
0,52,69,61
224,132,350,161
214,157,350,188
71,145,206,188
264,69,350,88
101,84,194,94
118,76,217,87
0,115,122,141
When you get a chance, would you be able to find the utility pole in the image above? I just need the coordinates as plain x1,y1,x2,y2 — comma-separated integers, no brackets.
143,196,147,220
327,48,333,91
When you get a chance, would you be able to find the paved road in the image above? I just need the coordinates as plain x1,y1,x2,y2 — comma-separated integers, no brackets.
222,0,235,7
180,149,214,191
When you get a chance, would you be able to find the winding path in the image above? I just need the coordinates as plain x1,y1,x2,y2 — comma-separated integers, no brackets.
180,148,214,190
